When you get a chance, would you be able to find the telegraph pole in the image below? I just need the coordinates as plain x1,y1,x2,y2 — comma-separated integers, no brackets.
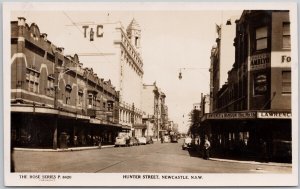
53,51,59,150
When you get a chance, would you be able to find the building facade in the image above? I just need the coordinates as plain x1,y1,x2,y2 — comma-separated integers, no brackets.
201,10,292,162
11,17,124,149
70,18,144,134
142,83,168,139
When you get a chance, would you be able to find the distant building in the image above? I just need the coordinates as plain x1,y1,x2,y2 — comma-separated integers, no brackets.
193,103,201,111
11,17,123,149
200,94,210,118
201,10,292,162
210,16,239,112
219,16,240,88
142,83,168,139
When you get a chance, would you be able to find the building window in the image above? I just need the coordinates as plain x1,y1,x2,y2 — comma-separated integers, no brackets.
135,37,138,46
65,85,72,105
282,22,291,49
107,101,113,111
26,68,39,93
25,40,45,57
47,75,55,97
88,94,93,108
255,26,268,50
78,90,83,106
282,71,291,94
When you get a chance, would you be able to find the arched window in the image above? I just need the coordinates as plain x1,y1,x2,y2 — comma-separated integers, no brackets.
65,84,72,105
78,89,83,106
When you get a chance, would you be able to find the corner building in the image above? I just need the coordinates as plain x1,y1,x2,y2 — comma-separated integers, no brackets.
201,10,292,162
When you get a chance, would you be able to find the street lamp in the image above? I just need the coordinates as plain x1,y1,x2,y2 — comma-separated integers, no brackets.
178,67,209,80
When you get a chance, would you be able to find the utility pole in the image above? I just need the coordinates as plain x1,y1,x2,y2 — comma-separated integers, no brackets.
53,51,59,150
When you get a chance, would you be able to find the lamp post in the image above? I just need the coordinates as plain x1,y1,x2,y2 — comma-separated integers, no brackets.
178,67,209,80
146,114,150,139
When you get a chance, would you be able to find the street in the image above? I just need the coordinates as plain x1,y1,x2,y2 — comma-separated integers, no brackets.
13,139,291,173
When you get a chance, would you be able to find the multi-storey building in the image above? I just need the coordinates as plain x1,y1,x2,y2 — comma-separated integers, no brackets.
142,83,168,139
11,17,123,149
210,17,238,112
201,10,292,162
72,18,144,135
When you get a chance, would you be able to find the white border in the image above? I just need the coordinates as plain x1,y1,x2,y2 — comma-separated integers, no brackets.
3,2,298,186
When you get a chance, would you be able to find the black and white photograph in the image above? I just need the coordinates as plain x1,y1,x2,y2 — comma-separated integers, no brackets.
3,2,298,187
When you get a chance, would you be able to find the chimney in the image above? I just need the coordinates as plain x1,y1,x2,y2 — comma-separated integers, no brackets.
41,33,48,41
17,17,26,26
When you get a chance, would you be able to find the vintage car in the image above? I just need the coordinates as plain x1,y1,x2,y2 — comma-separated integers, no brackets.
128,137,139,146
137,137,147,145
182,137,193,150
171,135,178,143
146,136,154,144
115,136,127,147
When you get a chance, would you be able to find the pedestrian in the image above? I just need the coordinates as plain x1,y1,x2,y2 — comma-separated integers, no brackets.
260,139,269,162
203,139,211,160
74,135,78,147
161,136,164,143
98,136,102,149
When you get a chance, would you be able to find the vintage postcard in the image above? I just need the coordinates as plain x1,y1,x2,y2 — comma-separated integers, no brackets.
3,2,298,187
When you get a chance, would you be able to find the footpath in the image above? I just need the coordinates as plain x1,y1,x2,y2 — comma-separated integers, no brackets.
209,157,292,167
14,145,115,152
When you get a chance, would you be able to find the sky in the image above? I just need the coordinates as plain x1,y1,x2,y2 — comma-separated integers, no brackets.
11,7,242,133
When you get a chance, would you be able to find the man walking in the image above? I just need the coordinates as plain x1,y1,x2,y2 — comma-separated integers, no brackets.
204,139,211,160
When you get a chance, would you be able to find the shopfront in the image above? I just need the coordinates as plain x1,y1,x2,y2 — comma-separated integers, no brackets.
200,111,291,162
11,105,126,149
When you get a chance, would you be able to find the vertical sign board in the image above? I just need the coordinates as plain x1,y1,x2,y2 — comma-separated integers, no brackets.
250,53,270,96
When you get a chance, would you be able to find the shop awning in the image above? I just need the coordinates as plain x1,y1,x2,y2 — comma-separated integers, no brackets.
121,125,131,130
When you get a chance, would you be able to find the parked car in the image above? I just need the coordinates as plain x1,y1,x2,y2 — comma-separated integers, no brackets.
171,135,178,143
115,136,127,147
182,137,192,150
163,135,170,143
137,137,147,145
129,137,139,146
146,136,153,144
126,137,134,146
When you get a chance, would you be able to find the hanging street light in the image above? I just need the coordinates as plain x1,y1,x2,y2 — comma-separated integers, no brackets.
178,67,210,80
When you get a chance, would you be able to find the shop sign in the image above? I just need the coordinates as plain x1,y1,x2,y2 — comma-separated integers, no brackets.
254,73,268,95
250,53,270,71
206,112,256,120
281,55,291,63
82,25,104,41
257,112,292,119
271,52,291,68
